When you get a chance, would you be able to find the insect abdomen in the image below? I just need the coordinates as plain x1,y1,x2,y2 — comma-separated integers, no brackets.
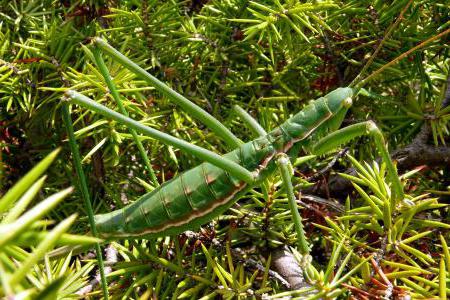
94,145,265,238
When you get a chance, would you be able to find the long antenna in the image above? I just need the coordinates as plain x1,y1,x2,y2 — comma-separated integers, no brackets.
356,27,450,89
349,0,414,88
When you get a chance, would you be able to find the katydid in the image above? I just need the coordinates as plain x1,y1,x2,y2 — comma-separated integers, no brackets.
68,87,356,239
66,85,397,241
64,30,449,240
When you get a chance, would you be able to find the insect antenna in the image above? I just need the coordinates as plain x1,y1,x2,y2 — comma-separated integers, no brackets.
348,0,414,89
356,27,450,90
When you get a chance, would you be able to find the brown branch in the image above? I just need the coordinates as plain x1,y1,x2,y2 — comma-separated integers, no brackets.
270,247,315,291
393,140,450,170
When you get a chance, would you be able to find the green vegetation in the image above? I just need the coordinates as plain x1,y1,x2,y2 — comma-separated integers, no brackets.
1,1,450,299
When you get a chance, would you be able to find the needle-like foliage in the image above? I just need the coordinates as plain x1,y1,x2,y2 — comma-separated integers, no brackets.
0,150,100,298
1,0,449,299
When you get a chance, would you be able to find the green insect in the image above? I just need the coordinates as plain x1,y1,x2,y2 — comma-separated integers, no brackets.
65,33,446,240
76,87,354,239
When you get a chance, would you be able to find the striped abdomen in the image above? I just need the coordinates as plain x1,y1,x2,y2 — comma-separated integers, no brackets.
94,137,276,238
94,88,352,239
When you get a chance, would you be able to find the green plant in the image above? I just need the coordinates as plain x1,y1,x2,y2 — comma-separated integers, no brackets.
0,149,99,299
1,1,450,299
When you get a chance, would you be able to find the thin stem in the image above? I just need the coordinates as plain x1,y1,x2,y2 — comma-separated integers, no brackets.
62,104,109,300
93,37,242,149
92,47,159,187
358,27,450,88
277,154,309,254
65,90,256,184
233,105,267,137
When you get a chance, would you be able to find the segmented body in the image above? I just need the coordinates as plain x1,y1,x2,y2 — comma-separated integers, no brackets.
94,88,353,238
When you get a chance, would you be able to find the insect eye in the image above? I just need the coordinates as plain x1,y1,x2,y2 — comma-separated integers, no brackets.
253,138,268,150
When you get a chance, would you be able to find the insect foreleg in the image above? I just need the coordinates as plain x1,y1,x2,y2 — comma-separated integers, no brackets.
311,121,404,205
